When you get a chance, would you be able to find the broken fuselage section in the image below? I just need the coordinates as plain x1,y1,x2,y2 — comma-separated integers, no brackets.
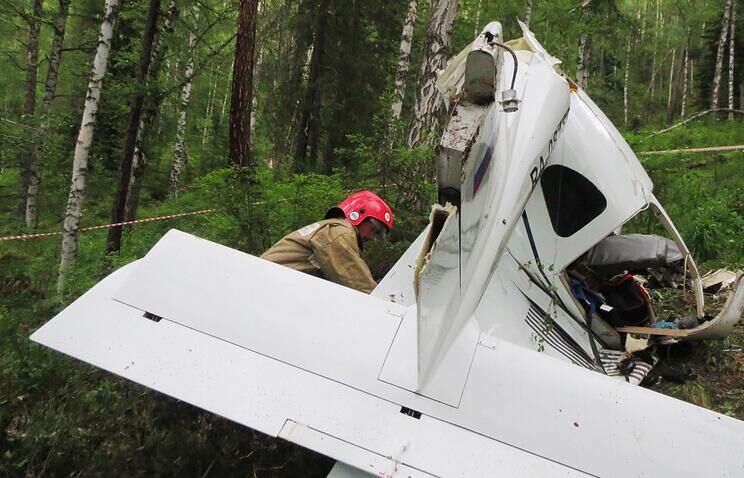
410,21,744,389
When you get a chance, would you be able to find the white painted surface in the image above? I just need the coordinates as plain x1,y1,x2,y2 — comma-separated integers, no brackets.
33,231,744,477
31,20,744,478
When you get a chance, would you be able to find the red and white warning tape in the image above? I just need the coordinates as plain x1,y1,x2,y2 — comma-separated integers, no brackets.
0,209,215,242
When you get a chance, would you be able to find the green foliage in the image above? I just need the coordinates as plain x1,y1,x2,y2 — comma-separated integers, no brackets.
0,0,743,473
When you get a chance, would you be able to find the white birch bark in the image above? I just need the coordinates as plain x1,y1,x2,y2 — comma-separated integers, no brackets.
391,0,417,119
219,59,233,126
250,50,262,143
26,0,71,228
407,0,458,148
525,0,533,28
681,38,689,118
623,38,631,126
202,66,216,144
727,1,736,119
17,0,43,219
472,0,482,37
577,33,592,91
667,48,676,111
650,0,660,99
711,0,732,109
168,6,198,198
58,0,120,292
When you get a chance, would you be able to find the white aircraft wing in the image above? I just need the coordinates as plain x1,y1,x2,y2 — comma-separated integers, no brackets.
32,229,744,477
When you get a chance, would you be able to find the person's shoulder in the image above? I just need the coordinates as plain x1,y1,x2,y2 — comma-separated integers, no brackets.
315,218,357,244
322,217,354,230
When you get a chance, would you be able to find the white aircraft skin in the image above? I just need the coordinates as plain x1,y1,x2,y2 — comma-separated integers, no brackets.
32,22,744,478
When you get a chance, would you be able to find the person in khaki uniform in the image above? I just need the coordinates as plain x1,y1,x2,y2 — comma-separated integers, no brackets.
261,191,394,294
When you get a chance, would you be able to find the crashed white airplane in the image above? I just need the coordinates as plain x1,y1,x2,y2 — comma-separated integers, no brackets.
33,21,744,477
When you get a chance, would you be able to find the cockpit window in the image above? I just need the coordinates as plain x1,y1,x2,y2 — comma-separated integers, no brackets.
541,165,607,237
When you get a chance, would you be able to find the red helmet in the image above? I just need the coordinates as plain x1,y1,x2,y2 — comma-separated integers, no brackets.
325,191,394,230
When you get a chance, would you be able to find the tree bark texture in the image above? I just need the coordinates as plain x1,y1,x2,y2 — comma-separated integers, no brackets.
525,0,533,28
169,5,199,198
127,0,179,218
407,0,458,148
577,33,592,91
58,0,120,293
623,37,630,126
667,48,676,111
727,1,736,119
711,0,732,109
391,0,417,120
17,0,43,220
202,65,216,144
294,0,327,171
26,0,70,228
681,39,689,118
106,0,161,254
472,0,482,37
228,0,259,171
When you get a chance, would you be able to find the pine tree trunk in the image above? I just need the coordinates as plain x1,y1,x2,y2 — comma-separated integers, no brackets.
623,38,631,126
711,0,733,109
577,33,592,91
169,6,199,198
228,0,259,171
26,0,71,228
106,0,161,254
391,0,417,120
727,1,736,120
407,0,459,148
17,0,43,220
58,0,120,293
126,0,179,219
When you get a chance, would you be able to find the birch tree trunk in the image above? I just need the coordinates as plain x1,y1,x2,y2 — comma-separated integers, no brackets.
407,0,458,148
650,0,660,100
623,38,631,126
17,0,43,220
228,0,260,170
106,0,161,254
391,0,417,120
202,66,216,144
126,0,179,220
525,0,533,28
58,0,120,292
711,0,732,109
667,48,676,112
727,1,736,120
472,0,482,36
169,6,199,198
680,37,689,118
250,48,261,143
577,33,592,91
26,0,71,228
219,59,232,126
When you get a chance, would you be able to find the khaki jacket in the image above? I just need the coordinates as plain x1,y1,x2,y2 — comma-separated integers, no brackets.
261,218,377,294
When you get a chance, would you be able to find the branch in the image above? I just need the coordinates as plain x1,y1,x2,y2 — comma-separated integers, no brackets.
0,117,43,132
644,108,744,139
5,53,25,71
159,32,237,99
